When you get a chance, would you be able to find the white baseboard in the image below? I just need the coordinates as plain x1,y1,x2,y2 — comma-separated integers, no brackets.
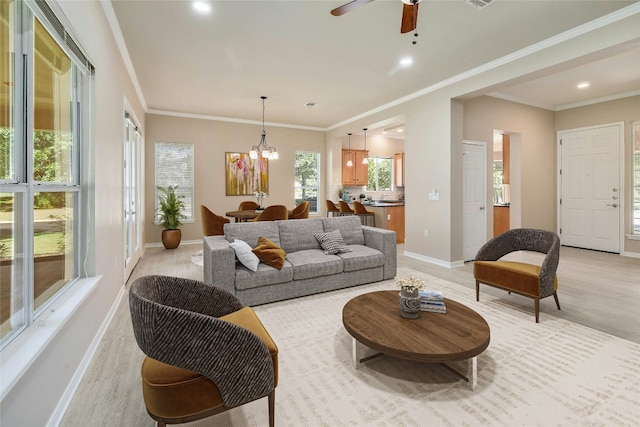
47,282,126,427
403,250,465,269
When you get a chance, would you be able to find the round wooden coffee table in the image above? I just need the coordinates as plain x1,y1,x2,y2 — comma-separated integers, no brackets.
342,290,490,390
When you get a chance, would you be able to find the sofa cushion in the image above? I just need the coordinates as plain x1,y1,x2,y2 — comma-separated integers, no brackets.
338,245,385,272
252,236,286,270
321,216,365,245
278,218,323,253
235,260,294,290
285,249,343,280
229,239,260,271
224,221,281,248
314,229,351,255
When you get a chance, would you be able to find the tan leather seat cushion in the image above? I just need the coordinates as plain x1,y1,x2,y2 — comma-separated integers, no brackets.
141,307,278,420
474,260,558,298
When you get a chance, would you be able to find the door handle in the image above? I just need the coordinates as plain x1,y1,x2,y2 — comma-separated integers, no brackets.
606,204,618,208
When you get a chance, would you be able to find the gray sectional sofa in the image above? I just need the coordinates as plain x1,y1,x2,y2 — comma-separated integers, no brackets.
203,215,397,306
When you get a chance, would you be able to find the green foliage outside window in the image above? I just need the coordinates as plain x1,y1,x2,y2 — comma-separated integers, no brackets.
367,157,392,191
295,152,319,212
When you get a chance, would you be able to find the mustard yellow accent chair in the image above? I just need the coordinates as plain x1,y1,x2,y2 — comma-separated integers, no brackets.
353,201,376,227
129,275,278,427
326,200,340,217
200,205,230,236
251,205,289,221
238,201,259,211
474,228,561,323
289,201,310,219
338,200,354,215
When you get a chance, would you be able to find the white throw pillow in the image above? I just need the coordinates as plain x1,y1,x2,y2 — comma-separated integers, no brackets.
230,239,260,271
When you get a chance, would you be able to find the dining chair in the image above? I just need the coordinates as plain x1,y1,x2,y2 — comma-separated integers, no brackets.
338,200,354,216
289,201,310,219
238,201,259,211
353,201,376,227
201,205,230,236
251,205,289,221
326,200,340,217
129,275,278,427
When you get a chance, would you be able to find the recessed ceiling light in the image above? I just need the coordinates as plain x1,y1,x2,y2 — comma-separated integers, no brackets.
577,82,590,89
399,57,413,67
192,2,211,14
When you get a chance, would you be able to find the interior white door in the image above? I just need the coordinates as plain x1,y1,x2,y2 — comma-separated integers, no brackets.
560,123,621,253
124,115,142,280
463,141,487,261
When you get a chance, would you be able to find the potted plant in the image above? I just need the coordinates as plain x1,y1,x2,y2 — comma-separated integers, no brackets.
156,185,186,249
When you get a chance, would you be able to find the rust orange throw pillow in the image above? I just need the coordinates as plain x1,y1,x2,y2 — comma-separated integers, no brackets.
252,236,286,269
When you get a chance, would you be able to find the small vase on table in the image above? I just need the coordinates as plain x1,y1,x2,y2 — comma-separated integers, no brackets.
398,288,421,319
396,274,425,319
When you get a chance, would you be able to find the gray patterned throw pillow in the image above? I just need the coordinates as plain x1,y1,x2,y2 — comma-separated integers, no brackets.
314,229,351,255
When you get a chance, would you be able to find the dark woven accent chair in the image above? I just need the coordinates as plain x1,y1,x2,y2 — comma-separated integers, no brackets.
289,201,310,219
338,200,354,215
326,200,340,217
129,275,278,427
238,200,259,211
200,205,230,236
474,228,561,323
353,201,376,227
251,205,289,221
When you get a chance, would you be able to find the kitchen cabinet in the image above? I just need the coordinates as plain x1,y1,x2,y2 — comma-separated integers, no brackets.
502,134,510,184
369,204,405,243
342,149,368,186
394,153,404,187
493,206,510,236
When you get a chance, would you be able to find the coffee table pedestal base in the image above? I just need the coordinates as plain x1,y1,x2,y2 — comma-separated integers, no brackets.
351,338,478,390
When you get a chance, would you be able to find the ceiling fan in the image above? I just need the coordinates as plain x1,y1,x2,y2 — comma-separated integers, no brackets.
331,0,421,34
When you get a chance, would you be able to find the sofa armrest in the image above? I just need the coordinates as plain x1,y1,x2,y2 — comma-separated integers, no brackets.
203,236,237,296
362,226,397,280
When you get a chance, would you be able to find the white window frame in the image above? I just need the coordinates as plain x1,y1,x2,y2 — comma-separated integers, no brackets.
154,142,194,222
632,121,640,235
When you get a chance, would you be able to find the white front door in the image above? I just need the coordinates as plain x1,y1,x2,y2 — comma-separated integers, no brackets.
560,123,622,253
463,141,487,261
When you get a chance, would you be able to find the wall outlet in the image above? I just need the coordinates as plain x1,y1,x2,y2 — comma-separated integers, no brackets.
424,229,429,237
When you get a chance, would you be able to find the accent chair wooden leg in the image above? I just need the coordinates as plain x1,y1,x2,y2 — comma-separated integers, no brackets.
475,281,480,301
535,299,540,323
553,292,561,310
268,390,275,427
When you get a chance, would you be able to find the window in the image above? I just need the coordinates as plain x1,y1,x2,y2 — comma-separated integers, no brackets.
633,121,640,234
367,157,392,191
155,142,194,221
493,160,504,204
294,151,320,214
1,0,92,347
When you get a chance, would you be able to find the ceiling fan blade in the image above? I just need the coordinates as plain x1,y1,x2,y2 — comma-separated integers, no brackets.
400,3,419,34
331,0,375,17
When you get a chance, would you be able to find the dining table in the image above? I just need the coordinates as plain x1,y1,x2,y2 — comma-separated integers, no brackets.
226,207,297,222
225,209,261,222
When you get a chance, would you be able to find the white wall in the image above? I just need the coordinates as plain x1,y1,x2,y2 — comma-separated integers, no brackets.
0,2,146,426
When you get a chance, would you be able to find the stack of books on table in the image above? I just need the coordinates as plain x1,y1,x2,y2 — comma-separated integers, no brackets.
419,290,446,313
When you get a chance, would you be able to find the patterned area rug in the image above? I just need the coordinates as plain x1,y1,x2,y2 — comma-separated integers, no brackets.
191,268,640,426
191,249,203,267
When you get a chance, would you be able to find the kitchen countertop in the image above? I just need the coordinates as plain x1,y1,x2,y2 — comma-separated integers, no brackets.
364,201,405,207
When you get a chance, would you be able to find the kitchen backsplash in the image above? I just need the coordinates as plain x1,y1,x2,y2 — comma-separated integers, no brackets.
342,186,404,202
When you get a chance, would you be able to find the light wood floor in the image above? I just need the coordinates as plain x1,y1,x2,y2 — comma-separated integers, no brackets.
398,244,640,343
59,243,640,426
